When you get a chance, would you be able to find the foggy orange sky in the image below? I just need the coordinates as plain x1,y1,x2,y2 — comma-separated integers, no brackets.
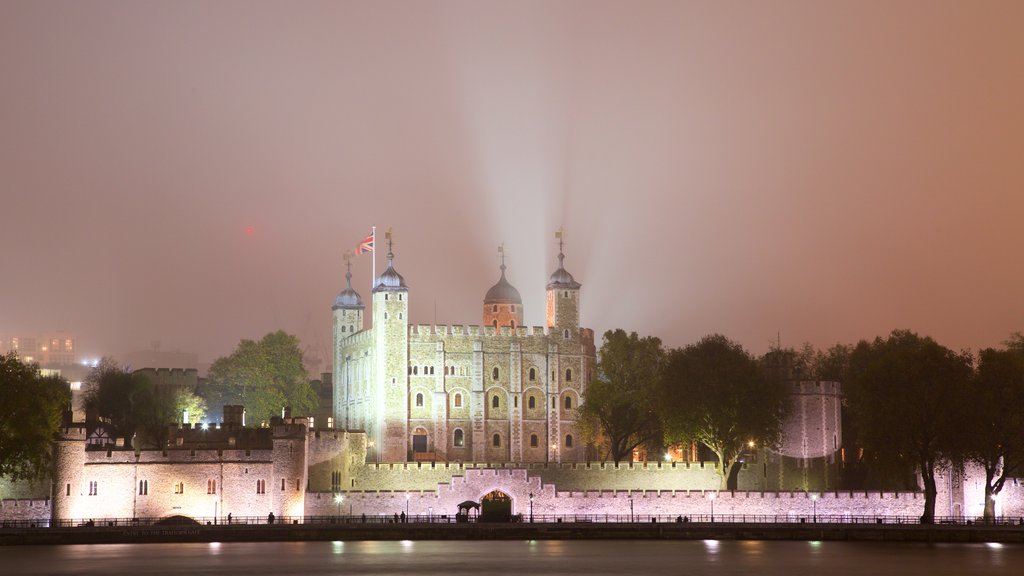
2,1,1022,368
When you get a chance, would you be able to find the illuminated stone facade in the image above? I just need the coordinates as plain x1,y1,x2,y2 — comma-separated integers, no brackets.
332,245,596,465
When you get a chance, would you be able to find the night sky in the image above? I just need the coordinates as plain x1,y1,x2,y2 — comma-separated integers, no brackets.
2,1,1022,368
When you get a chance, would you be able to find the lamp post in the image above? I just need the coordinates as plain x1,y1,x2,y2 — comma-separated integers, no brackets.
811,493,818,523
708,492,716,522
629,494,634,522
405,493,410,520
335,494,343,518
529,492,534,523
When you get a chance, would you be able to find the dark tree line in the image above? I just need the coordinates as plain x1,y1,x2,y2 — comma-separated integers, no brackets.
581,328,1024,522
580,330,790,490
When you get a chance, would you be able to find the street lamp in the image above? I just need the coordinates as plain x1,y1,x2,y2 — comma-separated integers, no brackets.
405,493,410,519
811,493,818,523
629,494,634,522
708,492,716,522
335,494,343,518
529,492,534,523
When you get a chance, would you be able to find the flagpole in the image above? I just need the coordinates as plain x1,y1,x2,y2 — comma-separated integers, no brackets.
371,225,376,291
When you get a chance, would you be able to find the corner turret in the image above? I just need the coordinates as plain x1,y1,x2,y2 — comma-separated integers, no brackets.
546,231,581,333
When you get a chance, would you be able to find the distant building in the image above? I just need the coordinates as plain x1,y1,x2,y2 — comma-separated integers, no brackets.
122,348,199,372
1,331,77,366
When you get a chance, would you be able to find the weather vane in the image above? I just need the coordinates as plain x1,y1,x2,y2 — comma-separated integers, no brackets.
555,227,565,253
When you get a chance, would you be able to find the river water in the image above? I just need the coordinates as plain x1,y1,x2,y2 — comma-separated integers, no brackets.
1,540,1020,575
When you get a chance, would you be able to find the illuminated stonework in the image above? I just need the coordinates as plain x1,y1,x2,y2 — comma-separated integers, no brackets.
333,244,596,464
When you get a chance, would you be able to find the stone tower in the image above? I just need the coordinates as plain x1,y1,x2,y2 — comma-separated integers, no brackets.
483,246,523,329
545,241,581,333
372,241,409,462
332,259,363,429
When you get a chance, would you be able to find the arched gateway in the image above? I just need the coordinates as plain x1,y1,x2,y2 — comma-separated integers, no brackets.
480,490,512,522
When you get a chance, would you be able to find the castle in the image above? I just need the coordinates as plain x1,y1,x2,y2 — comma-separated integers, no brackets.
331,240,596,465
2,235,1023,525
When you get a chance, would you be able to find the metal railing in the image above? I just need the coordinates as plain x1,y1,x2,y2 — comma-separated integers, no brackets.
3,513,1024,530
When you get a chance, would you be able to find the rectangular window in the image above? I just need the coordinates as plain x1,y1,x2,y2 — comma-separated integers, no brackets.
174,482,184,494
256,479,266,494
281,478,286,491
88,481,97,496
139,480,148,495
207,479,216,495
296,478,301,492
66,483,71,496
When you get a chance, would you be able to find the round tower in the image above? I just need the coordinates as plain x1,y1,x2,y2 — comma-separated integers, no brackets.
483,246,523,329
51,425,87,523
372,233,409,462
332,258,364,430
545,238,581,332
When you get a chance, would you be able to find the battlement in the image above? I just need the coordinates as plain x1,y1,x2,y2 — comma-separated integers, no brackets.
58,425,88,441
790,380,842,396
406,324,594,340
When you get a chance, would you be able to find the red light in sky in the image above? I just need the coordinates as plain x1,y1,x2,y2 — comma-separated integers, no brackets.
244,225,255,237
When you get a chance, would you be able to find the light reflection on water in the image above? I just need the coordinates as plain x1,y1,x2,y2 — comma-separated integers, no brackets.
0,540,1020,575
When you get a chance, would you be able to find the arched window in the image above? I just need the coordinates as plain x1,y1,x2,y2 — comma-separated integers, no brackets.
530,434,538,448
565,434,574,448
493,304,498,313
511,305,516,312
564,396,572,410
529,367,536,381
492,434,501,447
413,366,418,375
454,429,464,447
528,396,536,409
415,393,424,407
563,329,570,339
511,320,516,329
566,368,572,382
492,367,499,380
493,320,498,329
341,326,346,333
492,395,500,409
454,393,463,408
385,294,389,300
444,366,449,376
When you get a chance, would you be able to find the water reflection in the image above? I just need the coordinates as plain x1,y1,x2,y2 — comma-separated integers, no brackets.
0,540,1022,575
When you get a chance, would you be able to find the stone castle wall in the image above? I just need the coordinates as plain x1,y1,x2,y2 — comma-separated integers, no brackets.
307,468,932,520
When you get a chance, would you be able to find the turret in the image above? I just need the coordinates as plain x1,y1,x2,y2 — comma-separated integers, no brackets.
545,232,581,334
333,258,364,430
483,245,523,330
372,232,409,462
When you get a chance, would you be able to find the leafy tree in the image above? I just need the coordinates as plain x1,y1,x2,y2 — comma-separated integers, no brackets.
83,359,207,448
203,331,316,425
661,334,790,490
846,330,972,523
0,352,71,479
83,360,156,447
963,337,1024,521
579,330,664,464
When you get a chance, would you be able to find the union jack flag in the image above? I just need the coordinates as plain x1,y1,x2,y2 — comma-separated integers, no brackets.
357,231,374,254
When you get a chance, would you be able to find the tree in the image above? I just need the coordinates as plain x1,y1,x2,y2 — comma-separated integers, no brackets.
846,330,972,523
0,352,71,479
203,331,316,425
661,334,790,490
579,330,664,464
963,338,1024,521
83,359,207,448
